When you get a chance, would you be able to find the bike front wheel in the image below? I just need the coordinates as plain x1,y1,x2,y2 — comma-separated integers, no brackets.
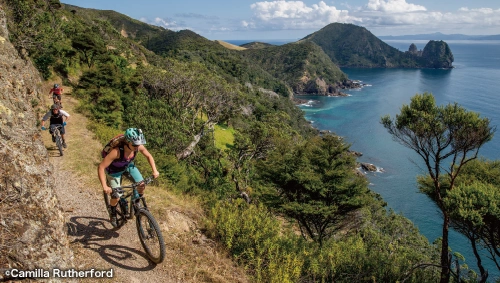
55,133,63,156
136,209,166,263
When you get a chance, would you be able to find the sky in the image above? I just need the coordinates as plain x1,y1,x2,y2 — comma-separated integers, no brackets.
61,0,500,40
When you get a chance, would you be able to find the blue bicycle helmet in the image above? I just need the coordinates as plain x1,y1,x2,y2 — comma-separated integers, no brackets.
54,84,59,88
124,128,146,146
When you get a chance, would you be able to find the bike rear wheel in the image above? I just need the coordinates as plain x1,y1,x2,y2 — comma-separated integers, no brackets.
103,192,126,228
136,209,166,263
55,132,63,156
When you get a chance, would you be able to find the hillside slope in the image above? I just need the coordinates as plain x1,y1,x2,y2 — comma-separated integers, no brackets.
241,41,353,95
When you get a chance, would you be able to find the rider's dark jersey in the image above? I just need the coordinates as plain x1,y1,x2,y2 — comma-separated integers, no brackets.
42,109,70,125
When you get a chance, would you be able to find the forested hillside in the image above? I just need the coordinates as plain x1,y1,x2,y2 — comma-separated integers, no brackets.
241,41,349,95
301,23,454,68
1,1,445,281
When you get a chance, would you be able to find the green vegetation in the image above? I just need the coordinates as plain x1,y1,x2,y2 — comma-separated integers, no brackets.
240,41,275,49
258,134,372,246
3,1,472,281
242,41,348,94
214,124,235,150
382,93,495,282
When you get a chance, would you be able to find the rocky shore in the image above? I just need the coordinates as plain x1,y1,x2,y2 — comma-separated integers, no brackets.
293,79,367,103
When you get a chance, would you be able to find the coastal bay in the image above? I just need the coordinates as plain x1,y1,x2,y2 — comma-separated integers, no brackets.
299,40,500,278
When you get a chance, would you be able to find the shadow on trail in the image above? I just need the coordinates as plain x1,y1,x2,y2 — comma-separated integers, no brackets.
45,144,64,157
67,215,157,271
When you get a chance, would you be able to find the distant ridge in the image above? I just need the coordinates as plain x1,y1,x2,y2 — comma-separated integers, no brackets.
378,32,500,41
240,41,275,49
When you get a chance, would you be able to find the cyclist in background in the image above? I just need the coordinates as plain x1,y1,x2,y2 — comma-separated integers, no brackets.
41,104,70,148
97,128,160,227
49,84,64,108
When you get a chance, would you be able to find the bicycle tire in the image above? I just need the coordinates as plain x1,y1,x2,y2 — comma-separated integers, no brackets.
102,192,126,228
136,209,166,263
55,132,63,156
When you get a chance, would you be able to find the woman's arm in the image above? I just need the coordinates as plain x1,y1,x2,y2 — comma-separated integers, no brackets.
138,145,160,178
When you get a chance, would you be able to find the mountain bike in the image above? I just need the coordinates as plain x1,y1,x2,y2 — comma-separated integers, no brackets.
103,175,166,264
52,94,63,109
47,124,64,156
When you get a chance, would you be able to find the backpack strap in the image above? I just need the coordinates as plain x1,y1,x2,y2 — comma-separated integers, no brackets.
116,144,138,161
117,145,125,161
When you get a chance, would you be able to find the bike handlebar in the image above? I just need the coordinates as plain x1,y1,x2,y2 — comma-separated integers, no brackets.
111,176,155,195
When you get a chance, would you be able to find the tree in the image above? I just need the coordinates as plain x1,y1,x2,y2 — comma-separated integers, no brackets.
259,134,371,246
381,93,495,283
71,32,106,68
439,159,500,280
135,62,241,159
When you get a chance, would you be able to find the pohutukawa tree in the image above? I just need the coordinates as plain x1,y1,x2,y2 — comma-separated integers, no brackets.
381,93,495,283
259,134,371,247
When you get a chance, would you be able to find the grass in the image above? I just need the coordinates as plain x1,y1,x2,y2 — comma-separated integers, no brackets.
214,40,247,51
214,124,235,150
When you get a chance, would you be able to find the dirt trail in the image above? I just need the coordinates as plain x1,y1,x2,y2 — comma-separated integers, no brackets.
42,94,249,283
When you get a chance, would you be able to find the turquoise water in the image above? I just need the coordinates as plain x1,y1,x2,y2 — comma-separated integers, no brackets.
299,40,500,278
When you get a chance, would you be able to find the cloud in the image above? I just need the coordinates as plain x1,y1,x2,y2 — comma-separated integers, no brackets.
247,1,361,30
357,6,500,28
243,0,500,34
145,0,500,37
140,17,190,31
364,0,426,13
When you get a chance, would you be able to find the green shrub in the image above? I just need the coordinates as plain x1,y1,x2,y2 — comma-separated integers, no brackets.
206,200,304,283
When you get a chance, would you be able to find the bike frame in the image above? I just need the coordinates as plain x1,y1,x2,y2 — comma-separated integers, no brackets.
112,176,154,217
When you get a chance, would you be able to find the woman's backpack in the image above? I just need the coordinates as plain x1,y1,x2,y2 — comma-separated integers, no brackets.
101,134,126,158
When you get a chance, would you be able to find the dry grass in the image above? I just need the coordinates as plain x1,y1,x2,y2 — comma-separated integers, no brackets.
40,81,250,282
214,40,247,51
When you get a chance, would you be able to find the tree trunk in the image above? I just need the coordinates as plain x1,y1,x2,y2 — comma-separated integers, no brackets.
176,132,202,160
471,234,488,283
176,122,215,160
440,213,451,283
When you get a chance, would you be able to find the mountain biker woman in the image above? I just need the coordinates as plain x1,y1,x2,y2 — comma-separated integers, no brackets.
41,104,70,148
49,84,64,108
97,128,160,227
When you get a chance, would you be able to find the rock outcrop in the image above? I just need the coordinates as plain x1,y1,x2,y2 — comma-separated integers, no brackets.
297,78,360,96
0,6,73,278
421,40,454,68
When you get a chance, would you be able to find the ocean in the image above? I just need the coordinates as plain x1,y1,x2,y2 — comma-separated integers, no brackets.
299,40,500,278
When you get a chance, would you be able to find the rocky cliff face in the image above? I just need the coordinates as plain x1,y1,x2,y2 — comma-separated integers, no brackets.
421,40,454,68
0,6,73,277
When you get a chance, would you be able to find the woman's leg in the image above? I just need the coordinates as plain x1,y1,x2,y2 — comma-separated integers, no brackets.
126,163,145,194
106,173,123,206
